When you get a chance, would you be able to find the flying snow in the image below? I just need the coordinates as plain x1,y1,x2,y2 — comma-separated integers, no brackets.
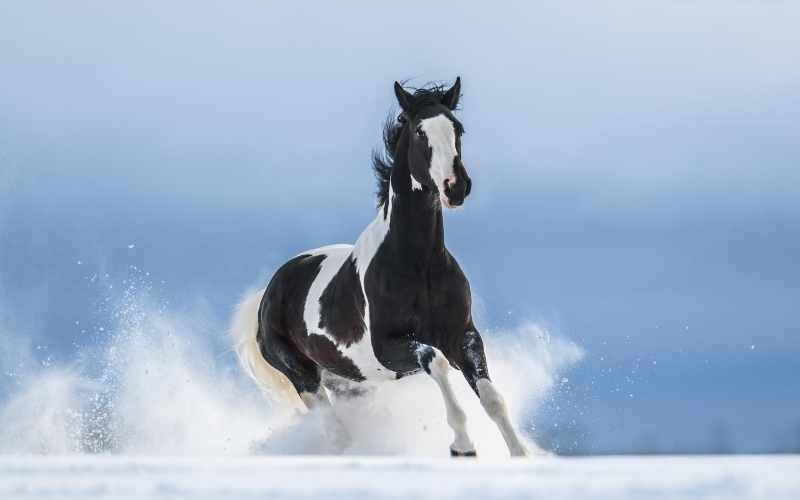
0,268,582,457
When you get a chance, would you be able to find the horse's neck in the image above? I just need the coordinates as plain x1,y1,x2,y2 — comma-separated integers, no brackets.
352,142,445,278
383,159,445,264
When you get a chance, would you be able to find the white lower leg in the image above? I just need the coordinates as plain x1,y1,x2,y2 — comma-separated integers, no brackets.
428,349,475,454
476,378,528,457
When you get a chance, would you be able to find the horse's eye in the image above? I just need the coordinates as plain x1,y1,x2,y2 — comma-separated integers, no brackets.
416,127,425,138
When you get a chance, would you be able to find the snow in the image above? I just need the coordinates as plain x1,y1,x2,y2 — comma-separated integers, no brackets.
1,455,797,500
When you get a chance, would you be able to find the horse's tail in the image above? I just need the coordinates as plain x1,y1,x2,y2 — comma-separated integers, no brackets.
230,288,303,411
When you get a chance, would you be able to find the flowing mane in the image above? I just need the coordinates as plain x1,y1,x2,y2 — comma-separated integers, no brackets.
371,115,401,208
371,83,460,208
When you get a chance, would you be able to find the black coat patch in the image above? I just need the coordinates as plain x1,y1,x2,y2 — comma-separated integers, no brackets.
318,256,366,348
307,334,365,382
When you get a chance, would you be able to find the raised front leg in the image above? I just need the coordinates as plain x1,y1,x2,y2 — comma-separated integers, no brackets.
376,337,476,456
460,330,529,457
417,344,476,456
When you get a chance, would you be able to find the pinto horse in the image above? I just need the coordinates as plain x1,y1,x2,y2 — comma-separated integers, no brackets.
232,78,528,457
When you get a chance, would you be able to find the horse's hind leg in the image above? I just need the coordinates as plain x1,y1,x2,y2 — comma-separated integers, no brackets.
260,333,351,450
322,370,373,401
258,329,321,401
300,382,352,451
260,331,329,412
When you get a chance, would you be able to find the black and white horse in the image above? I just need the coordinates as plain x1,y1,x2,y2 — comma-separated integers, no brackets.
232,78,528,457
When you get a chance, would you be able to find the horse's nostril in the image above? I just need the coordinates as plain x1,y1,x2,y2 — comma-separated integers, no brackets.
443,176,457,189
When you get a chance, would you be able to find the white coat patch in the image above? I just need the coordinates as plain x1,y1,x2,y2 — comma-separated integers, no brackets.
302,244,352,340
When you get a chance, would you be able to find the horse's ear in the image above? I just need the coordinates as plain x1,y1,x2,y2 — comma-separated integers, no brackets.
442,76,461,110
394,81,414,113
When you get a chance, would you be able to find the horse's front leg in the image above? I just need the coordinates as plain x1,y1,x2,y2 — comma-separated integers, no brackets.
459,330,529,457
417,344,477,456
379,338,476,456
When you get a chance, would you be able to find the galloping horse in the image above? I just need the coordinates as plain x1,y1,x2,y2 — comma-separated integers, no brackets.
232,78,528,457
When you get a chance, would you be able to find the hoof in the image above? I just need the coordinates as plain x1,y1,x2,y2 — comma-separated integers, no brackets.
450,448,477,458
510,441,533,457
509,447,531,458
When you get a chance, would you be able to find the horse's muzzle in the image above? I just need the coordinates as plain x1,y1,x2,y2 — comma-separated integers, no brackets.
443,162,471,207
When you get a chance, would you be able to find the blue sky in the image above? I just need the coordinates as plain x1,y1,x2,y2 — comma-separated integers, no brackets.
2,1,799,453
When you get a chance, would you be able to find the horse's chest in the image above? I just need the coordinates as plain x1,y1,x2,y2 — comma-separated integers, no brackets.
366,263,468,331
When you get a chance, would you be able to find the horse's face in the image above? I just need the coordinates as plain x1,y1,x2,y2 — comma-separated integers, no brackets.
394,78,472,208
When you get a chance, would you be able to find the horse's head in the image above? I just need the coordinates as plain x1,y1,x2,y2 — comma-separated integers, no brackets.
394,77,471,209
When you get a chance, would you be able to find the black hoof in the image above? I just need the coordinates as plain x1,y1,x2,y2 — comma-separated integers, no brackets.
450,448,477,457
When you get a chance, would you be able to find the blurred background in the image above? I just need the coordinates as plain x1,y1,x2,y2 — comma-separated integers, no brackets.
1,1,798,455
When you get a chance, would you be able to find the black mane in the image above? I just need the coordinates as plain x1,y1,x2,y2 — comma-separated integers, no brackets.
371,114,402,208
371,83,458,207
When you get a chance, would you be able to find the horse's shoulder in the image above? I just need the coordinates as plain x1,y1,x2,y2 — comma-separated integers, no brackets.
433,248,470,285
426,248,472,323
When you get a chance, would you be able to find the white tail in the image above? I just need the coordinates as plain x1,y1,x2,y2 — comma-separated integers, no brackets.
230,288,304,411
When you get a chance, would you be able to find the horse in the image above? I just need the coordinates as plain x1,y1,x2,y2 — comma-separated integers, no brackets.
231,77,529,457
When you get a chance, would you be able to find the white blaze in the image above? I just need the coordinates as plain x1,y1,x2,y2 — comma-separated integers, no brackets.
419,114,457,203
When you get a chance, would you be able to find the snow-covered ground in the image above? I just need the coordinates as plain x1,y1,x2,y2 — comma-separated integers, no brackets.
1,455,798,500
